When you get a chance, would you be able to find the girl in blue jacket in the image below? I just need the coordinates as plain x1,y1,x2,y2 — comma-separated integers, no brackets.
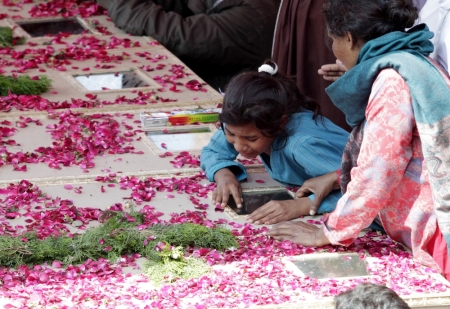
200,61,349,224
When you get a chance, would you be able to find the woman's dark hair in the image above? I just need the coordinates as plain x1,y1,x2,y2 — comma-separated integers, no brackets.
219,60,320,141
324,0,419,44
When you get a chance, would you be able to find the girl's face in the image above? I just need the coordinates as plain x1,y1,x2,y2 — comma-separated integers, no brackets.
224,123,276,158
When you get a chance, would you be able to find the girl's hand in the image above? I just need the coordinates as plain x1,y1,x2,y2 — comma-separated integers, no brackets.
266,221,331,247
213,168,243,208
318,59,348,81
246,198,312,225
296,171,339,216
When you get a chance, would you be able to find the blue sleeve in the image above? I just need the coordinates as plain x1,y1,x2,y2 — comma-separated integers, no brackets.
200,129,247,182
292,136,343,177
293,136,343,214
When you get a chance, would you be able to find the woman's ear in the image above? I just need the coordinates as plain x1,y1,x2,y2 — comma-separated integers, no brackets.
345,32,361,50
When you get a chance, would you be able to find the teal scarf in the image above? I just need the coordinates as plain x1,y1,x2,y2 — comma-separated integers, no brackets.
326,24,450,257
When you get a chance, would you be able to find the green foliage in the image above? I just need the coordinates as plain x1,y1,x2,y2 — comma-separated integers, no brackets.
0,26,13,48
150,223,238,251
0,211,237,282
144,254,211,285
0,75,52,96
0,26,25,48
0,233,73,269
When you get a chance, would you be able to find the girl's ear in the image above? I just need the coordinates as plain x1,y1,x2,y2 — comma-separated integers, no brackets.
279,115,288,131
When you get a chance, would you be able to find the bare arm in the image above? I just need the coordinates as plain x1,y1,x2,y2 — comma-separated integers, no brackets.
295,171,340,215
246,197,313,225
213,168,243,208
267,221,331,247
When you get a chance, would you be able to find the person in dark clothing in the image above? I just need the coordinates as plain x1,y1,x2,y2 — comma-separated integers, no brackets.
271,0,351,131
96,0,281,91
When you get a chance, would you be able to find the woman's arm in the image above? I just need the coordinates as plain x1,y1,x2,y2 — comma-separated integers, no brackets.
267,221,331,247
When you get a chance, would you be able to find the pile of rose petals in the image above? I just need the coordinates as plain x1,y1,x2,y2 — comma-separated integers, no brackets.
1,174,449,308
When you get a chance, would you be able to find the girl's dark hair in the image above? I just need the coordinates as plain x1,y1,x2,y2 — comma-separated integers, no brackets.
219,60,320,140
324,0,419,43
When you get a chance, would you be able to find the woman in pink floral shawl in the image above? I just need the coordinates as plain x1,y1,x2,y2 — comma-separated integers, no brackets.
267,0,450,280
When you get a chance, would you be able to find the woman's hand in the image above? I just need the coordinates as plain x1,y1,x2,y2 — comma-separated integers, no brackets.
266,221,331,247
212,168,243,208
318,59,348,81
296,171,340,215
246,198,312,225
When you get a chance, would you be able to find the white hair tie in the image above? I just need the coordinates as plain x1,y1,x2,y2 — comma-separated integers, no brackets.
258,63,278,75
